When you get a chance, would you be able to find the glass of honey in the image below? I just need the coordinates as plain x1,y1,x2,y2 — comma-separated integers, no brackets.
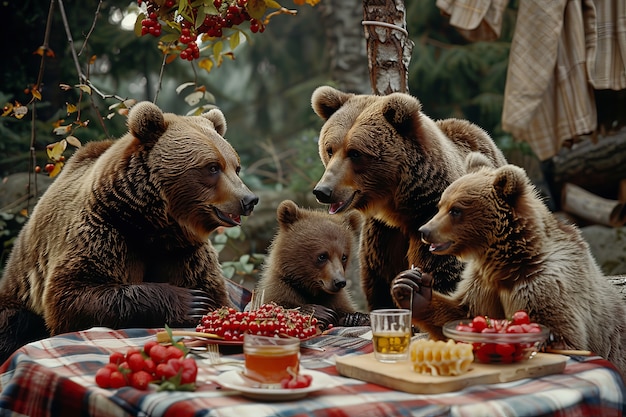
243,334,300,385
370,309,411,363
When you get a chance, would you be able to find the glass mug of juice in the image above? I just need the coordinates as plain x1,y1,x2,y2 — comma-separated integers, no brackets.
243,334,300,385
370,309,412,363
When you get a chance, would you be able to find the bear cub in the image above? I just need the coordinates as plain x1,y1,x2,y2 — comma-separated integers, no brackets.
392,155,626,379
255,200,369,327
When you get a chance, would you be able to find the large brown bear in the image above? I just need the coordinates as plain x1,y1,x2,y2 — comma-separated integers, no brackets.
311,86,507,310
391,156,626,379
0,102,258,363
255,200,369,326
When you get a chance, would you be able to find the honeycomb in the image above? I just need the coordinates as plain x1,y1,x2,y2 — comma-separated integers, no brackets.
409,339,474,376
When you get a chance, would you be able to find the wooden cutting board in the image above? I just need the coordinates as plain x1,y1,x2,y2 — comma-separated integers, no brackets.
335,352,567,394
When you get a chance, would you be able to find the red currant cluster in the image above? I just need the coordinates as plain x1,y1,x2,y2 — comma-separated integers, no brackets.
196,303,320,341
137,0,266,61
95,340,198,391
454,310,546,364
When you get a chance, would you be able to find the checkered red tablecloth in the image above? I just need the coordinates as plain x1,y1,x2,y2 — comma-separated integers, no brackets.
0,325,624,417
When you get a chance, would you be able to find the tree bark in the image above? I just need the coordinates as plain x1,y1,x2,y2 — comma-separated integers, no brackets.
362,0,413,95
318,0,371,94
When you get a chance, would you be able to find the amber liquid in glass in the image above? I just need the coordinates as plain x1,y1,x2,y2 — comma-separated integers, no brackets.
244,347,300,384
373,332,410,354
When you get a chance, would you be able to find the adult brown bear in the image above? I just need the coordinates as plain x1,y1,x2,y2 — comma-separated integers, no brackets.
0,102,258,363
311,86,506,310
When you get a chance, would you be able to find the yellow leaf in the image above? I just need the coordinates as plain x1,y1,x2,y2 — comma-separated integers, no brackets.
198,58,214,72
32,89,42,101
165,54,178,64
264,0,281,8
89,55,97,65
47,140,67,160
49,162,64,178
66,135,82,148
2,103,13,117
77,84,92,95
223,52,235,61
66,103,77,115
213,41,223,56
19,208,28,217
134,12,146,37
229,32,240,51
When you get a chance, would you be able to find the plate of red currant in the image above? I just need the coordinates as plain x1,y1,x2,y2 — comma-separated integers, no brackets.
192,304,323,346
216,369,336,401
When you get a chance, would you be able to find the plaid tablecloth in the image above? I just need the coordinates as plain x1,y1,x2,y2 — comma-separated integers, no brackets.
0,326,624,417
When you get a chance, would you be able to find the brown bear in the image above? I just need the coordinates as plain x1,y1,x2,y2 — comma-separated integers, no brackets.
391,157,626,379
0,102,258,363
255,200,369,327
310,86,507,311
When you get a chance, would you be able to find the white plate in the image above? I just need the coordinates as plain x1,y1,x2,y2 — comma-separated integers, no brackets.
216,369,336,401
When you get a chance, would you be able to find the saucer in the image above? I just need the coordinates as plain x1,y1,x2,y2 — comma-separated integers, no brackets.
216,369,336,401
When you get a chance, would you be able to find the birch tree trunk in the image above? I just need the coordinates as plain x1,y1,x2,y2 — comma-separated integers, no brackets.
318,0,370,94
362,0,413,95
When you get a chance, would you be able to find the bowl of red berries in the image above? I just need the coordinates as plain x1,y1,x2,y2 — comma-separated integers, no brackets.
442,311,550,364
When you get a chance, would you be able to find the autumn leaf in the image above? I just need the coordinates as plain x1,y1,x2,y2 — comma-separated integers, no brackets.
13,106,28,119
47,140,67,161
66,103,77,115
198,58,213,72
66,136,82,148
32,88,42,101
49,162,64,178
53,125,72,136
76,84,92,95
2,103,13,117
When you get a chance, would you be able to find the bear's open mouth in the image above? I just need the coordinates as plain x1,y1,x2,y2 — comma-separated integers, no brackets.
428,241,452,253
328,191,357,214
215,208,242,226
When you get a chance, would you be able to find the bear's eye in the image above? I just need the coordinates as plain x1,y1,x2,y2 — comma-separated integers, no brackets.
326,147,333,158
347,149,361,159
341,254,348,264
207,164,221,175
449,207,462,218
317,253,329,263
235,166,241,175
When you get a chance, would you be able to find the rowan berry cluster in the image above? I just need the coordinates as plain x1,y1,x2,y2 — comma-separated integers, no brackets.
137,0,265,61
196,303,320,341
95,340,198,391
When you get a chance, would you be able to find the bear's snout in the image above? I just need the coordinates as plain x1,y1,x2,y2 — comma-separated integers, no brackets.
333,278,347,290
313,184,333,203
418,225,432,244
240,193,259,216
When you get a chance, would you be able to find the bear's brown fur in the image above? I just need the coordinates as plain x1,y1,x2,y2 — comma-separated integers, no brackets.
392,158,626,379
255,200,360,315
311,86,507,310
0,102,258,362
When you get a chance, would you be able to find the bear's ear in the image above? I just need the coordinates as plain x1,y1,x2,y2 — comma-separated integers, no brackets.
127,102,167,144
201,108,227,137
493,165,527,204
276,200,300,226
381,93,422,137
465,152,496,173
311,86,354,120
